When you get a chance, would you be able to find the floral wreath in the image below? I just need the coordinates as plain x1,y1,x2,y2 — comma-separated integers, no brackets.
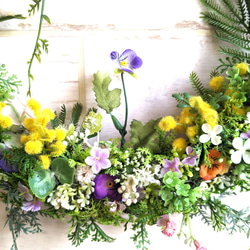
1,1,250,250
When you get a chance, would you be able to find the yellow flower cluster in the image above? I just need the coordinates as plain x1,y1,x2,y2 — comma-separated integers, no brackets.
209,76,224,91
189,96,218,128
21,99,66,169
172,137,187,153
158,116,176,132
0,102,13,129
236,62,248,75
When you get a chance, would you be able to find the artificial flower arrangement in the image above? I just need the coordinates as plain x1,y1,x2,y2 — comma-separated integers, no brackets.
1,1,250,250
1,49,250,250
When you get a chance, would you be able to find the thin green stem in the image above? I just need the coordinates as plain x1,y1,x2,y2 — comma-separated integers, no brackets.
120,72,128,148
27,0,46,97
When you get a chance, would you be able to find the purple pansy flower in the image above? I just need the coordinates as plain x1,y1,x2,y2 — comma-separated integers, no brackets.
240,130,250,139
182,146,198,166
161,157,182,178
110,49,143,74
93,174,122,201
85,147,111,174
0,147,18,173
18,182,43,212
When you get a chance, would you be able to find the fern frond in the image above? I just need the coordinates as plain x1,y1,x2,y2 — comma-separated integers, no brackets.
236,0,249,25
69,103,83,127
189,72,209,99
219,46,250,62
50,113,60,129
58,104,66,125
210,69,220,78
200,0,239,23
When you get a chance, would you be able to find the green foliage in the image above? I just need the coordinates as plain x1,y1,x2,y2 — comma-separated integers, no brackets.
69,103,83,127
0,182,42,250
129,119,160,153
28,169,55,199
92,70,121,114
172,92,191,108
51,158,75,184
0,15,26,22
51,103,83,128
67,217,115,247
159,171,201,213
0,64,22,102
200,0,250,67
189,71,210,100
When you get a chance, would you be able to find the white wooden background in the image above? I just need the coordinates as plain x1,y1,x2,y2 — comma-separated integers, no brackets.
0,0,250,249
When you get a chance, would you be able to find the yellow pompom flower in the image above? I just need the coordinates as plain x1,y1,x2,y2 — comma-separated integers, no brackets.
44,128,56,143
236,62,248,75
20,134,30,144
27,98,41,115
186,126,197,139
25,140,43,155
209,76,224,91
0,114,12,129
202,108,219,128
172,137,187,151
159,116,177,132
39,155,51,169
50,141,66,157
55,128,66,141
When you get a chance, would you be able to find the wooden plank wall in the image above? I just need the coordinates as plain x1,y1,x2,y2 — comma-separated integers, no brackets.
0,0,249,249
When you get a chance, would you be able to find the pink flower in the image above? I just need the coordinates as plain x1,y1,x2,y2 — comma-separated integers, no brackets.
157,214,177,237
85,147,111,174
194,240,207,250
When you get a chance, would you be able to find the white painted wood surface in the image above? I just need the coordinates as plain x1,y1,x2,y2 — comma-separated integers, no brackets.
0,0,250,249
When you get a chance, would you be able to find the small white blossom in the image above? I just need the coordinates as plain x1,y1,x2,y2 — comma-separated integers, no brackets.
199,123,222,145
231,137,250,164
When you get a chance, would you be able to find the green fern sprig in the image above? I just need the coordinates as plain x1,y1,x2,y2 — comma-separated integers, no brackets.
69,103,83,127
189,72,210,99
200,0,250,63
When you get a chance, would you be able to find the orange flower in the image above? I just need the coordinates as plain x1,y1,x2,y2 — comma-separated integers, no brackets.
200,150,230,181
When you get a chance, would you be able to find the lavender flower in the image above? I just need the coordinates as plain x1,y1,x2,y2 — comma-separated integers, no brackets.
85,147,111,174
161,157,182,178
93,174,122,201
110,49,143,74
18,181,43,212
182,146,198,166
0,146,18,173
240,130,250,139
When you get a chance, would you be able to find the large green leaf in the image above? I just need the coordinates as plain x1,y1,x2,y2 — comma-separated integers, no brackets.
129,119,160,153
28,169,55,199
92,70,121,113
51,158,75,184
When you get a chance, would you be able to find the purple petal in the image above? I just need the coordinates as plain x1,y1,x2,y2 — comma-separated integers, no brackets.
94,174,122,201
18,182,33,201
240,131,250,139
21,200,43,212
186,146,193,155
130,56,143,69
110,51,119,60
182,157,196,167
0,150,18,173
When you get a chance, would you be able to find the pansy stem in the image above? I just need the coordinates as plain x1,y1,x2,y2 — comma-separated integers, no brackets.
120,72,128,149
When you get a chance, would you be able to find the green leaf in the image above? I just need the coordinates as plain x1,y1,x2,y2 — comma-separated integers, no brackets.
43,15,51,24
129,119,160,153
110,113,123,131
93,70,121,113
177,103,190,108
28,169,55,199
51,158,75,184
69,102,83,127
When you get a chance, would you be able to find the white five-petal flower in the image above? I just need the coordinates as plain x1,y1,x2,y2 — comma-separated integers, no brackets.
199,123,223,145
231,137,250,164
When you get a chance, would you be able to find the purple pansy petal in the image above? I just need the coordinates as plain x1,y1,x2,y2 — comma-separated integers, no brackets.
182,147,198,167
0,150,18,173
110,51,119,60
94,174,122,201
186,146,193,155
130,56,143,69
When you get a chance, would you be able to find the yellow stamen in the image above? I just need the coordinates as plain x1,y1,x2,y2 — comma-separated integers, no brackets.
120,61,128,67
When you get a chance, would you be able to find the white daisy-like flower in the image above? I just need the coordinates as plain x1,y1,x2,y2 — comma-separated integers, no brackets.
231,137,250,164
199,123,223,145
